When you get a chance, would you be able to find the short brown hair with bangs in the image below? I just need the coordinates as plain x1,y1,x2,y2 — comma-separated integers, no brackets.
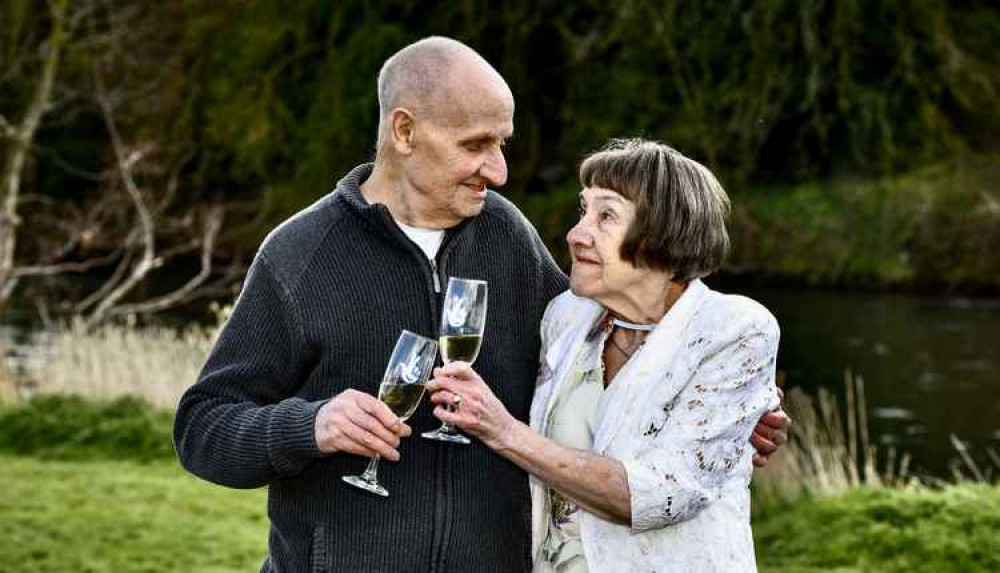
579,139,731,282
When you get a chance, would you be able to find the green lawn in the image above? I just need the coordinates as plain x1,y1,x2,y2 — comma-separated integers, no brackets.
0,456,267,573
2,455,999,572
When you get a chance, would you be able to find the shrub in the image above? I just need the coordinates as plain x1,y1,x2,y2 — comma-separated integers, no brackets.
0,394,174,461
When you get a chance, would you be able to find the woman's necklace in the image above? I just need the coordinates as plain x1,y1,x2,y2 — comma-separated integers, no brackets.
607,324,650,358
611,318,656,332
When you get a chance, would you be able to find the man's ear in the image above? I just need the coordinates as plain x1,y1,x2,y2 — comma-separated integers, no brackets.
391,108,416,155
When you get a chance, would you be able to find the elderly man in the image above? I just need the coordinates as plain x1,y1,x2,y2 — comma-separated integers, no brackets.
174,37,787,573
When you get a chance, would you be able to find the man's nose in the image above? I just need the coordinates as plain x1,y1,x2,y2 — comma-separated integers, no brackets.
480,147,508,188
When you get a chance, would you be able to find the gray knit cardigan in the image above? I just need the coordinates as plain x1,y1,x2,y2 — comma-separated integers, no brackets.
174,163,568,572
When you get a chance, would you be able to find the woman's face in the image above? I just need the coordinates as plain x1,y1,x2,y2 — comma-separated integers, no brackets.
566,187,648,304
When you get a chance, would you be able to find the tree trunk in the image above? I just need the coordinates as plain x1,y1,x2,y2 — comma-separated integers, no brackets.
0,0,70,304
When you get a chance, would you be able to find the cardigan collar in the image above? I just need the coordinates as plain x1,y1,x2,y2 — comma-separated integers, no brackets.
333,162,471,252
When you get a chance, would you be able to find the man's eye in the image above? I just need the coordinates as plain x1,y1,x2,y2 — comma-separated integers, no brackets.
465,142,484,152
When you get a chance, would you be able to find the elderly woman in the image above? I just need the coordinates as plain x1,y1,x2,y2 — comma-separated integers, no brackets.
428,139,781,572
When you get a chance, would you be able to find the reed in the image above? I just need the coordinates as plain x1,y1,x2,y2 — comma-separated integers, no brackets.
0,352,18,406
20,320,215,410
753,370,919,505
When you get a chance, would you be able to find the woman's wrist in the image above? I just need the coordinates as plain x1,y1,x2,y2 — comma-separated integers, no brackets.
486,414,523,453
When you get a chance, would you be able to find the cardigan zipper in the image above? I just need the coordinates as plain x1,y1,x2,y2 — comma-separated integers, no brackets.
429,258,441,293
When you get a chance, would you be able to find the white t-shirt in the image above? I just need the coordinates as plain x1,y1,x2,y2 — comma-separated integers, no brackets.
395,219,445,261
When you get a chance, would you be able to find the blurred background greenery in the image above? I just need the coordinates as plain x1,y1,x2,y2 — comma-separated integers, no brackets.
2,1,999,571
3,0,999,295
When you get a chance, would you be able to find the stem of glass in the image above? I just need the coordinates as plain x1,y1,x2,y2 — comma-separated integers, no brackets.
361,455,381,484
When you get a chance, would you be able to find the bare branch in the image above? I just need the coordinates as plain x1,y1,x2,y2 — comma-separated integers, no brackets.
74,243,135,313
83,67,157,328
13,249,123,278
0,276,18,301
154,238,202,261
111,205,224,316
154,150,194,214
0,114,15,139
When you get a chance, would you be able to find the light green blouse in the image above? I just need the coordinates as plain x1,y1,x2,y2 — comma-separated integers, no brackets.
536,329,609,573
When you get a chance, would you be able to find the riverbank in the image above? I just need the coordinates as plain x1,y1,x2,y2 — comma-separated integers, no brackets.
730,153,1000,294
519,153,1000,296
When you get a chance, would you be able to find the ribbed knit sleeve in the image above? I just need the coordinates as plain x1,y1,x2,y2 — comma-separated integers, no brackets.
533,226,570,304
173,252,324,489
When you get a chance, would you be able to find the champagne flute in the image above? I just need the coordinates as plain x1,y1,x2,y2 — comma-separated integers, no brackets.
342,330,438,497
422,277,488,444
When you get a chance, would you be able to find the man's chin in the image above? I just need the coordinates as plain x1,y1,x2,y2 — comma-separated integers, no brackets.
462,200,486,217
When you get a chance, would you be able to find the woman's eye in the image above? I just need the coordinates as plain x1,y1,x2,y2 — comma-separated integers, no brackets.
599,210,615,223
577,205,587,217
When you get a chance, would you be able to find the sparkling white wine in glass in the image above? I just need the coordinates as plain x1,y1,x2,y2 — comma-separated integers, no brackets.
423,277,488,444
379,382,426,421
342,330,437,497
438,334,483,364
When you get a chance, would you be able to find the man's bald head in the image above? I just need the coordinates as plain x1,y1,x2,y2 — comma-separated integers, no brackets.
376,37,512,153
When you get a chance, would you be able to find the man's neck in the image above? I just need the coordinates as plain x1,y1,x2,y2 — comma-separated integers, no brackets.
361,163,448,230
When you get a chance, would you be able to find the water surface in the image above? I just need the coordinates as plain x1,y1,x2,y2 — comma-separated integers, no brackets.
722,282,1000,478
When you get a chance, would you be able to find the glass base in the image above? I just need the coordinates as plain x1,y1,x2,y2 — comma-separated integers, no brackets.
422,427,472,444
342,475,389,497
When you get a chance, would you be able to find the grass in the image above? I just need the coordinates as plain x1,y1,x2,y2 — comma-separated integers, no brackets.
755,485,1000,573
1,331,997,571
1,453,997,573
0,456,267,573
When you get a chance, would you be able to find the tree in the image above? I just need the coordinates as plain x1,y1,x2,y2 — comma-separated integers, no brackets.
0,0,244,327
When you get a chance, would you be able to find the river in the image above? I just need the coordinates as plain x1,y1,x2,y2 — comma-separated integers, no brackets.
725,282,1000,478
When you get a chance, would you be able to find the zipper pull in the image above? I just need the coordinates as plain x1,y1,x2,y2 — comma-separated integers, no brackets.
430,259,441,293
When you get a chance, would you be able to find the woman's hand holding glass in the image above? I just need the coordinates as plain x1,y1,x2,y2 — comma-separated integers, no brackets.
423,277,488,444
427,362,518,451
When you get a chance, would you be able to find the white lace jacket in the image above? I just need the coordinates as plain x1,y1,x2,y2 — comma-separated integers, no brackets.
529,279,780,572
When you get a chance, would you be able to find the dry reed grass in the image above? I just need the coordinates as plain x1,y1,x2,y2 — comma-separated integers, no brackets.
23,320,215,410
754,371,919,504
0,353,18,406
754,370,1000,505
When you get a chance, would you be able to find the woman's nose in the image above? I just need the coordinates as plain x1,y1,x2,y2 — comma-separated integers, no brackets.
566,220,592,247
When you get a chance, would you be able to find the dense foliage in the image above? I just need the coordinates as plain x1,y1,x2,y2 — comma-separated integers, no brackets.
3,0,999,295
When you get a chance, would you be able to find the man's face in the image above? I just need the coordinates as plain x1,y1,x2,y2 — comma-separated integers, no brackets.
401,84,514,227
